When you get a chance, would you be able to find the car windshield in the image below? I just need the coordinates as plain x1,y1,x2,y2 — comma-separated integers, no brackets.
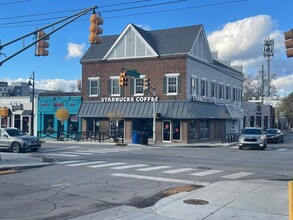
242,129,262,135
6,129,22,136
265,129,277,134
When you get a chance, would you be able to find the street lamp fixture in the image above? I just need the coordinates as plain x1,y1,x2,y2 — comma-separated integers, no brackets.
28,71,35,136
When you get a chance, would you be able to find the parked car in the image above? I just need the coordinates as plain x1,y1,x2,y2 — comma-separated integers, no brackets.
239,127,267,150
0,127,41,153
265,128,284,143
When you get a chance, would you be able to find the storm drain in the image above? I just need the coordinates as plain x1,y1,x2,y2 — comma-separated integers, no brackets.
183,199,209,205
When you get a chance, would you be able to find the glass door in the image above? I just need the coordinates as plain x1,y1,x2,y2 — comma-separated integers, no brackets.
163,120,171,142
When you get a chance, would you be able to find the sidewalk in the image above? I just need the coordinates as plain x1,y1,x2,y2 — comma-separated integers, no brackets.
71,179,288,220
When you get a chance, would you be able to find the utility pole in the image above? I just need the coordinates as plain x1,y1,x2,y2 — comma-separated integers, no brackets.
261,65,264,105
263,38,274,97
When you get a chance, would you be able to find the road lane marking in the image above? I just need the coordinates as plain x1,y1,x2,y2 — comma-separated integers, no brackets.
111,164,149,170
62,152,93,155
136,166,172,171
88,162,127,168
56,160,84,164
66,161,106,167
190,170,223,176
221,172,253,179
275,148,287,152
41,146,80,152
162,168,196,174
111,173,209,186
46,153,79,157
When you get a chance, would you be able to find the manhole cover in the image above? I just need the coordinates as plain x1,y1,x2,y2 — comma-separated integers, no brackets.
183,199,209,205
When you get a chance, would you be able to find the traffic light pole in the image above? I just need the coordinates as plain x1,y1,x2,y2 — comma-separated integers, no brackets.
0,6,97,66
152,85,156,143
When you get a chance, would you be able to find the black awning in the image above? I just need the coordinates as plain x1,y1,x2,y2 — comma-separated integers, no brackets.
21,110,32,116
77,100,232,119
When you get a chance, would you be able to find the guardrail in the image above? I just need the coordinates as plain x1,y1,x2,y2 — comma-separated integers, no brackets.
222,133,239,143
37,130,124,143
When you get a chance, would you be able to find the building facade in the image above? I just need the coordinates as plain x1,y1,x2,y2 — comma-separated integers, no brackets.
78,24,244,143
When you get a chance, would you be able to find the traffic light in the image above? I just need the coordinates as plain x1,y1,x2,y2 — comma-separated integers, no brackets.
35,30,49,56
284,29,293,58
119,71,128,86
143,77,150,90
89,13,103,44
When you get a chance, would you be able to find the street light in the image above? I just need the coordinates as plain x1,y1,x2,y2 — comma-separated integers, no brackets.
28,71,35,136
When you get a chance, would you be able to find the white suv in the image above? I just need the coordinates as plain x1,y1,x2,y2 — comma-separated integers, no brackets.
239,127,267,150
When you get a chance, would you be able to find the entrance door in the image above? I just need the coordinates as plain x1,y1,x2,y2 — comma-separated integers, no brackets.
163,120,171,142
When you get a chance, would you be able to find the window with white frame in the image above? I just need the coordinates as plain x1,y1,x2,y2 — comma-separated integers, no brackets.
232,87,237,101
191,76,198,96
226,85,231,100
110,77,120,96
200,79,208,97
134,76,144,95
166,74,178,95
89,77,99,97
219,84,224,99
211,81,217,98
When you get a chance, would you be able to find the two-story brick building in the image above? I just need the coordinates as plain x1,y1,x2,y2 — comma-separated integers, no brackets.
78,23,244,143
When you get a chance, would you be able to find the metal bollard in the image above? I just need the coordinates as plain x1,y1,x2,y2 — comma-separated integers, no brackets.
289,181,293,220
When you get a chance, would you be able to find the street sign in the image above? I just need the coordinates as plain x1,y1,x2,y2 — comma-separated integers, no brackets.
126,69,140,78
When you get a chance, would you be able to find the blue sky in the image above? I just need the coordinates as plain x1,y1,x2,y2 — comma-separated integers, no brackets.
0,0,292,95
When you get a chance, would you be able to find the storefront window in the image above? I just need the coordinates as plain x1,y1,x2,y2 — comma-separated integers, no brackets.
22,116,29,133
200,120,209,139
1,117,7,127
173,119,181,140
110,120,124,138
44,114,54,131
68,115,79,132
189,120,197,140
132,118,153,139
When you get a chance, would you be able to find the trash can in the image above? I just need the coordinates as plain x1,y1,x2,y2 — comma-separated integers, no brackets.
139,132,148,145
132,131,140,144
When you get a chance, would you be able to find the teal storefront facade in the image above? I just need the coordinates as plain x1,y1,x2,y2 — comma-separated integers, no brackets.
37,93,82,138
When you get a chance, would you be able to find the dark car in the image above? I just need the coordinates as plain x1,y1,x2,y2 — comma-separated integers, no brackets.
265,128,284,143
0,127,41,153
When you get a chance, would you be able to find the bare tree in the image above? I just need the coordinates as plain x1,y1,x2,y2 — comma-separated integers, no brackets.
107,112,124,142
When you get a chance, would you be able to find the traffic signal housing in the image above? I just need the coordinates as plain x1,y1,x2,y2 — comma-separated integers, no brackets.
35,30,49,56
89,13,103,44
119,71,128,87
284,29,293,58
143,77,150,90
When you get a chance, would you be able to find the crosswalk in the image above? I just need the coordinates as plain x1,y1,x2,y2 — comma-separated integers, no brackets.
42,146,159,157
56,159,255,185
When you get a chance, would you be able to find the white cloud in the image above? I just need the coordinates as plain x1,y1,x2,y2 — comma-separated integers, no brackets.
272,75,293,97
37,79,79,92
66,42,86,59
207,15,293,96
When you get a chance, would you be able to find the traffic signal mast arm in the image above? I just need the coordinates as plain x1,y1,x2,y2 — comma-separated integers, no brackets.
0,6,98,66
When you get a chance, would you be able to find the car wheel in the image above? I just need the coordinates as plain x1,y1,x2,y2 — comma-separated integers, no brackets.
239,145,243,149
31,148,40,152
11,142,22,153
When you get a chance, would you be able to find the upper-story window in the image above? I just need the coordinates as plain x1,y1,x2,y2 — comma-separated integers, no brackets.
219,83,224,99
211,81,217,98
191,76,198,96
88,77,99,97
232,87,237,101
164,73,180,95
226,85,231,100
110,77,120,96
200,79,208,97
134,76,144,95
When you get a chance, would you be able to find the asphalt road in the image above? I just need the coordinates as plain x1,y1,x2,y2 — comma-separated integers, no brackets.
0,133,292,219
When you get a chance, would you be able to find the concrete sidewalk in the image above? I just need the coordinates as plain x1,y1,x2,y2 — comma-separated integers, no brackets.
72,179,289,220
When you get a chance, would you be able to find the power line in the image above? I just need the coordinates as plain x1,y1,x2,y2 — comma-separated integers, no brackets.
0,0,30,6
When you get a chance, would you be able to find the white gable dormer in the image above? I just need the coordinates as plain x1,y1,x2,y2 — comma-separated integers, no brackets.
103,24,158,60
189,26,214,63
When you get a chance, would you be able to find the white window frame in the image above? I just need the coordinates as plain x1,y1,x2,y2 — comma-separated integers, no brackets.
88,77,99,97
191,76,198,96
134,75,145,96
211,81,217,98
226,85,231,100
219,83,224,99
200,79,208,97
166,73,179,95
110,76,121,96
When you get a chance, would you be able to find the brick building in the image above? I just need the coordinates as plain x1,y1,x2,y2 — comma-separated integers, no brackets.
78,23,244,143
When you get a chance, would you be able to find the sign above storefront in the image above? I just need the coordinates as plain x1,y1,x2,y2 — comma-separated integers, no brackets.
101,96,159,103
191,95,215,103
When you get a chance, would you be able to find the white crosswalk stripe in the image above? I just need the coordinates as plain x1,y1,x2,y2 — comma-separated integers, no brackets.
56,160,84,164
62,152,93,155
162,168,196,174
275,148,287,152
46,153,80,157
66,161,106,167
136,165,172,171
111,164,149,170
221,172,253,179
190,170,223,176
88,162,127,168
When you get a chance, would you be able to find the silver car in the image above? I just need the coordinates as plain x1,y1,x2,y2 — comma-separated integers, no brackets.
0,127,41,153
239,127,267,150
